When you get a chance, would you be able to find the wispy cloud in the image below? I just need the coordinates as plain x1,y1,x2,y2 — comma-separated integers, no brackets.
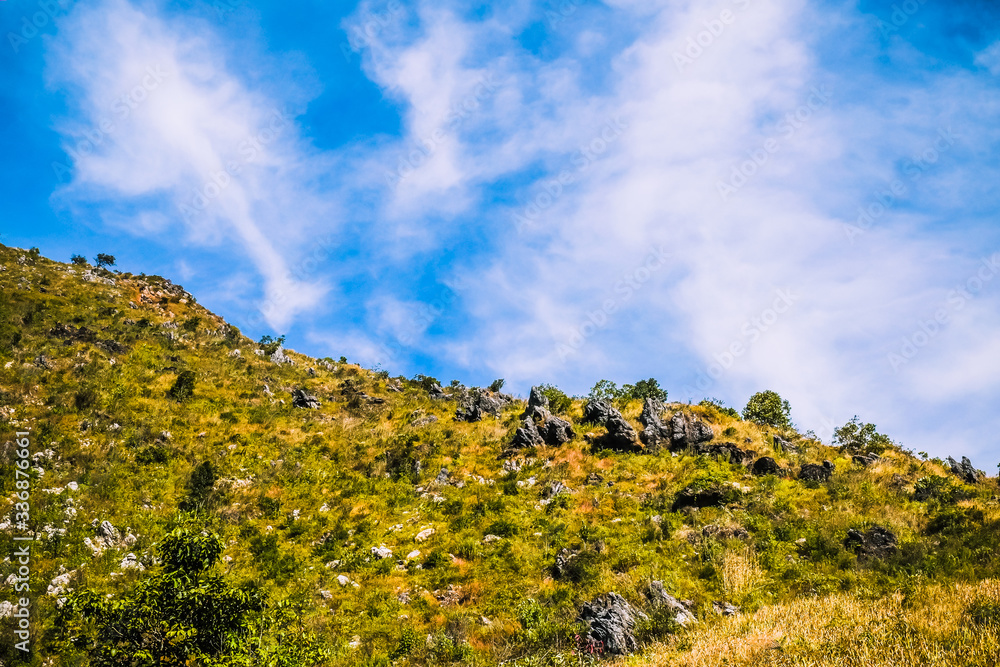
46,0,331,330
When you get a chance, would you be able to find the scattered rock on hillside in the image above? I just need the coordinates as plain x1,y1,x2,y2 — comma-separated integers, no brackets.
773,435,799,454
552,548,579,579
428,384,447,400
506,418,545,455
672,486,730,511
713,601,740,616
670,412,714,451
642,581,695,626
370,545,393,560
752,457,782,476
583,399,617,425
454,388,513,422
702,524,750,541
639,398,671,451
270,347,295,365
844,526,898,561
694,442,754,465
435,468,450,485
799,461,835,482
514,386,575,447
853,453,880,467
292,388,321,409
409,414,438,428
946,456,984,485
582,399,640,451
577,592,648,656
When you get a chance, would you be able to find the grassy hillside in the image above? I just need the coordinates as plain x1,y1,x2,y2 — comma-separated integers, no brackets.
0,243,998,666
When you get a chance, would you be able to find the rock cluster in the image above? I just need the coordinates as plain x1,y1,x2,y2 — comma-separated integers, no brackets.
292,388,321,409
642,581,695,626
852,453,880,467
638,399,670,452
670,412,715,451
798,460,835,482
583,399,640,452
577,592,649,656
844,526,898,561
694,442,754,465
455,388,513,423
506,388,575,454
946,456,984,485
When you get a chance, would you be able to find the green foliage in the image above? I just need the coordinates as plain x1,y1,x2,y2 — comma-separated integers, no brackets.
182,315,202,332
168,370,197,402
700,398,740,419
589,378,666,406
489,378,506,392
965,598,1000,626
412,373,441,391
538,384,572,414
834,417,894,454
94,252,116,268
913,475,963,503
181,461,218,511
743,390,792,429
258,334,286,355
71,254,88,265
160,525,223,573
623,378,668,402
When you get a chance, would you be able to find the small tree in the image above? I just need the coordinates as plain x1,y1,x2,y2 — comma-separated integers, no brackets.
624,378,668,403
743,390,792,429
589,379,624,403
258,334,286,355
181,461,218,512
833,417,893,455
488,378,506,393
71,254,88,266
94,253,116,268
538,384,572,414
168,370,196,402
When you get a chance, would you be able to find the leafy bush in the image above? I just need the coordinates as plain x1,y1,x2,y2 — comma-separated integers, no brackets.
71,254,88,266
258,334,286,355
624,378,668,402
94,253,116,268
834,417,893,454
538,384,572,414
489,378,506,392
168,370,196,401
743,390,792,429
913,476,963,503
700,398,740,419
965,598,1000,626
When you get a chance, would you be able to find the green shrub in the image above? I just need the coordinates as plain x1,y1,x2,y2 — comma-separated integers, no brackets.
965,599,1000,626
624,378,668,402
700,398,740,419
833,417,893,454
538,384,572,414
168,370,196,401
742,390,791,429
489,378,506,392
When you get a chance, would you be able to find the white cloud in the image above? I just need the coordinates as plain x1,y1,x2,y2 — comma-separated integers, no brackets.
46,0,331,330
346,0,1000,460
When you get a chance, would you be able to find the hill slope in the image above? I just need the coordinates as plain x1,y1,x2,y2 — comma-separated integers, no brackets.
0,243,998,666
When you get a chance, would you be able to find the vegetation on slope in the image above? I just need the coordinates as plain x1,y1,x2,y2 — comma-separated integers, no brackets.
0,244,997,666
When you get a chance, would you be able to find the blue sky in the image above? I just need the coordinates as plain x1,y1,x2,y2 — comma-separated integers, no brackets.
2,0,999,464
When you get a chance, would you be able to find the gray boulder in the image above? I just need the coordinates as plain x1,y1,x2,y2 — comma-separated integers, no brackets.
752,456,782,476
773,435,799,454
507,418,545,453
670,412,714,451
853,453,880,467
578,592,648,656
694,442,754,465
946,456,984,485
844,526,898,561
798,460,835,482
455,388,512,423
604,413,641,452
643,581,695,626
639,399,671,452
583,399,616,425
292,388,321,409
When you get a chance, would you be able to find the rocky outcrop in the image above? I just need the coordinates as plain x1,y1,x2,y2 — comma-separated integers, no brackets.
773,435,799,454
642,581,695,626
454,388,513,423
853,453,880,467
670,412,714,451
507,387,575,450
844,526,898,561
798,461,835,482
583,399,616,425
292,388,321,409
694,442,754,465
946,456,984,485
639,399,670,452
672,486,734,511
751,457,782,476
577,592,648,656
583,399,640,452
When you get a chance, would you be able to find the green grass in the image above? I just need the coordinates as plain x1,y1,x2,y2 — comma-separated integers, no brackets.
0,243,998,666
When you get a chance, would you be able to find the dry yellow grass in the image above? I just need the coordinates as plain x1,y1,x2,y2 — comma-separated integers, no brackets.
618,580,1000,667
